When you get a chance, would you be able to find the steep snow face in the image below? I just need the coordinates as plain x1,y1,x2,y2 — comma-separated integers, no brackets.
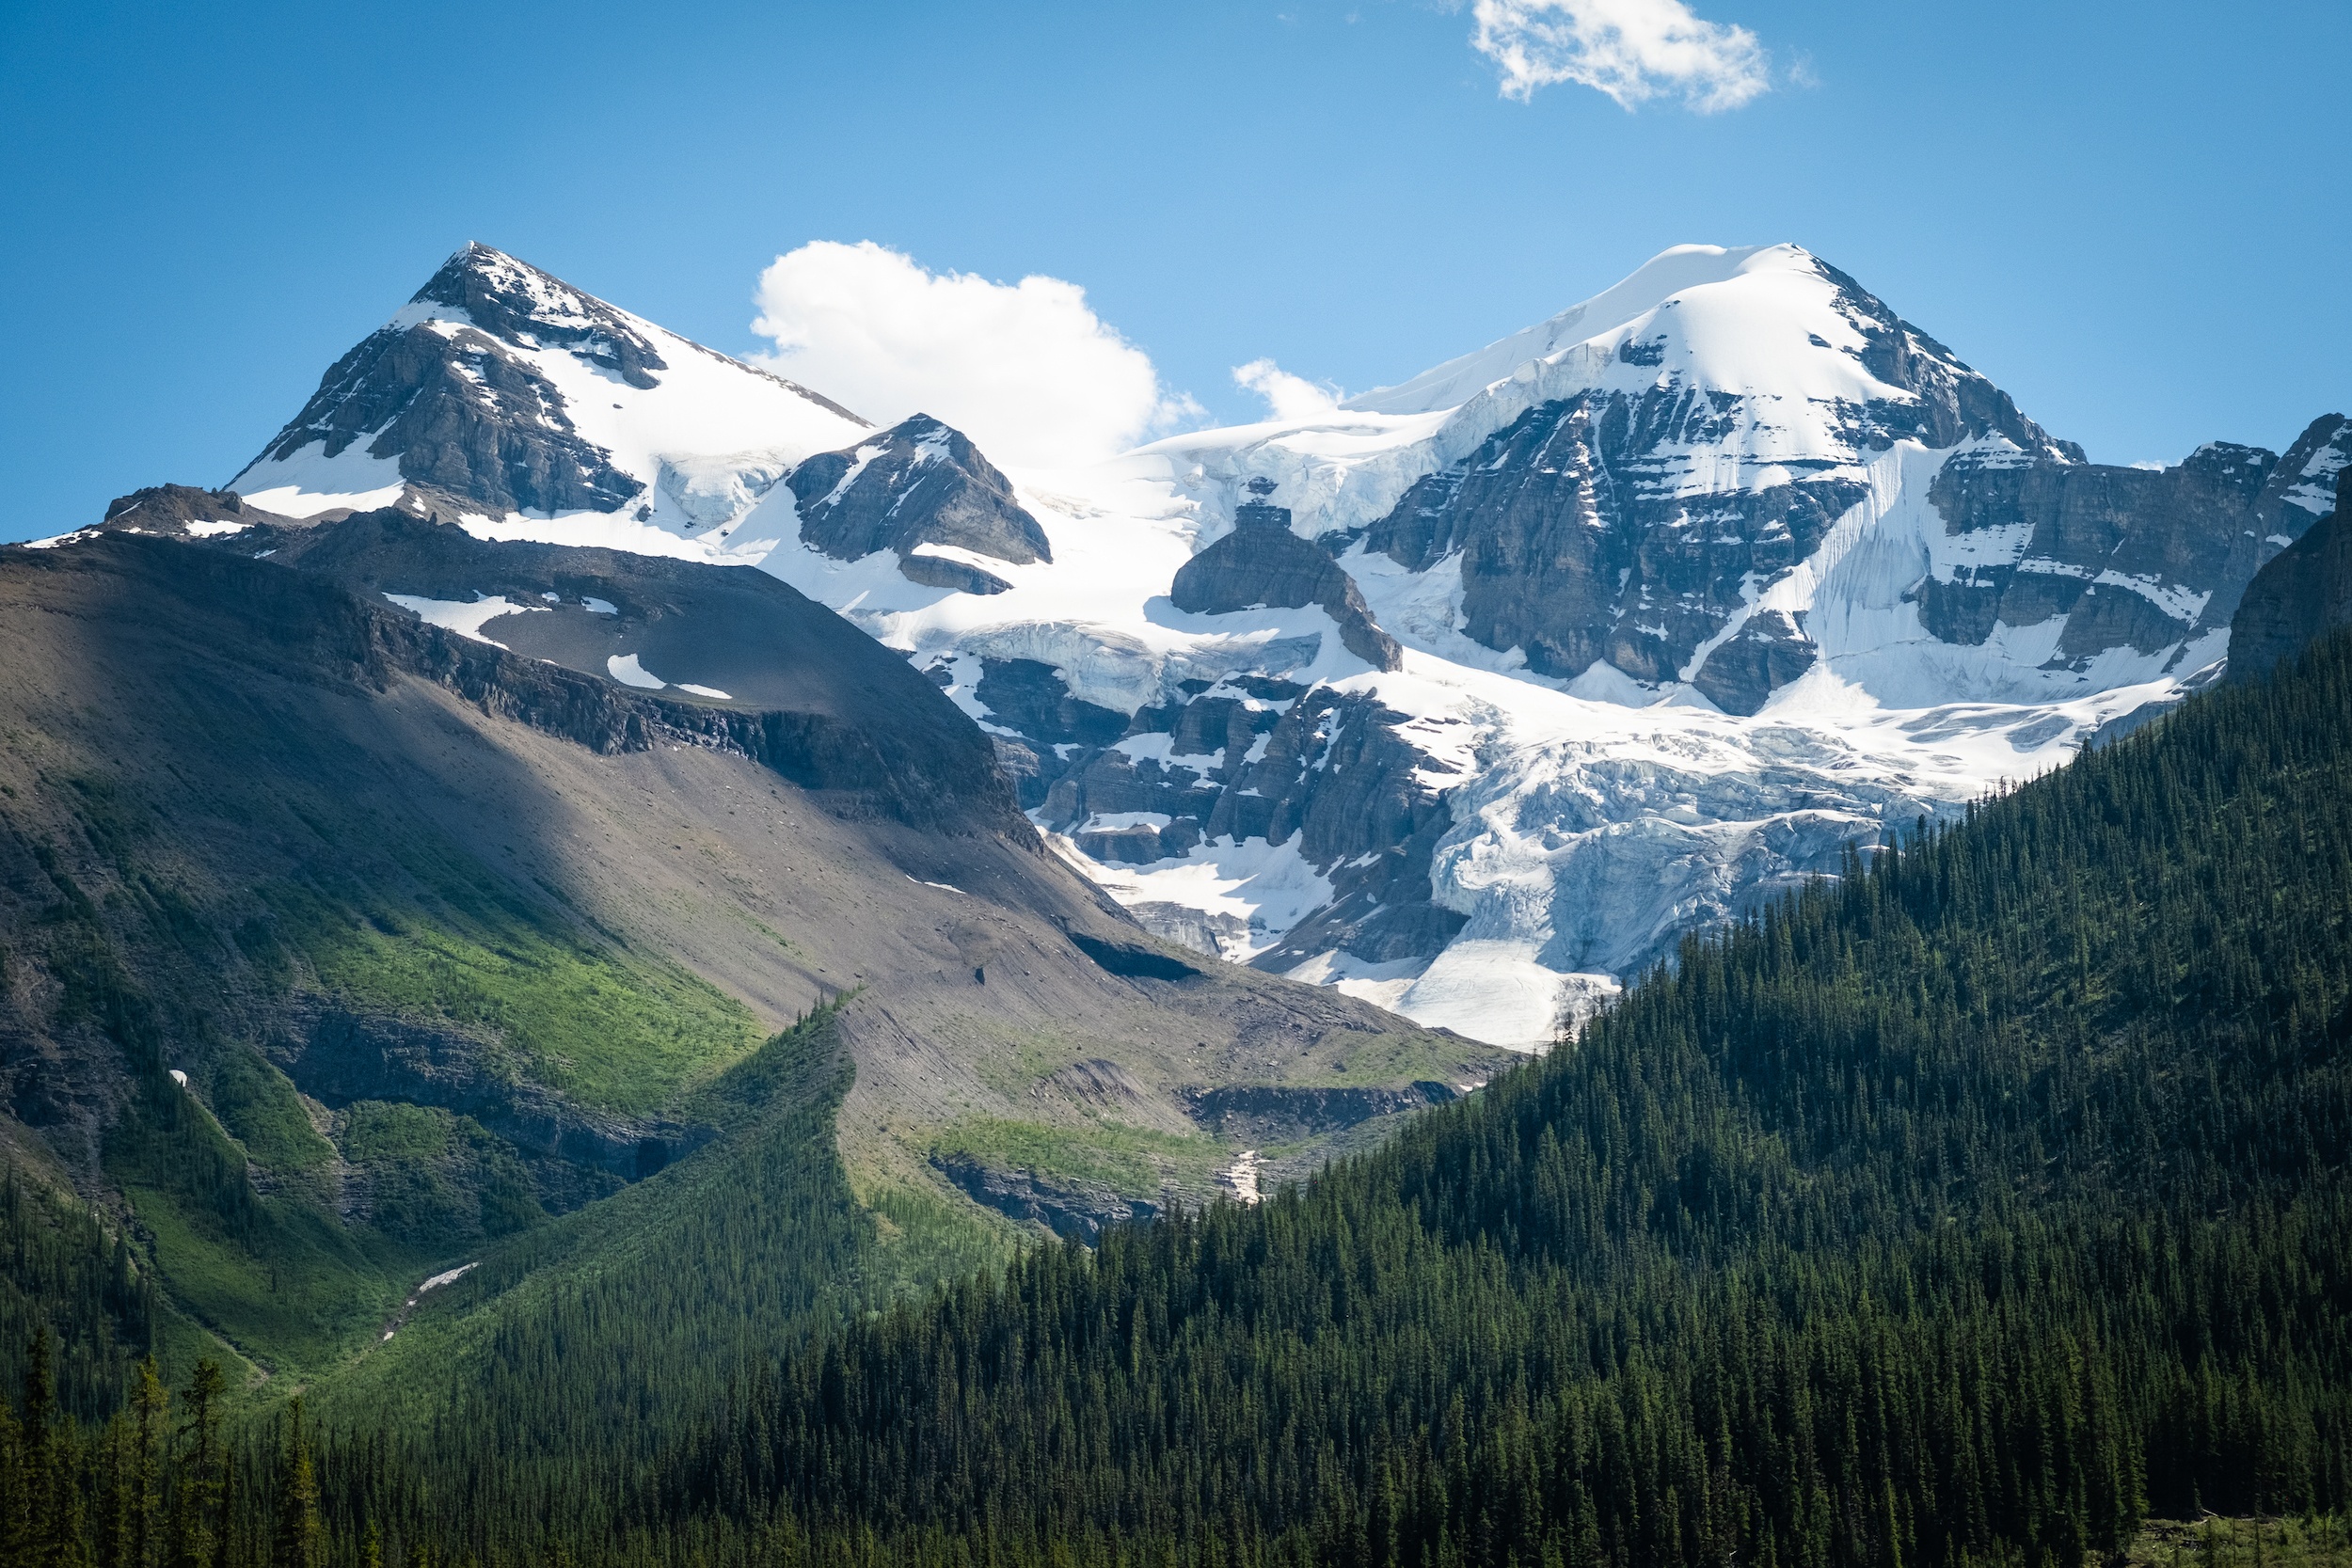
230,244,869,531
1343,245,1778,417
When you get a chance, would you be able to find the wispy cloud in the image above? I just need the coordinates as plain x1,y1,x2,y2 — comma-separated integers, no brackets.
1232,358,1341,421
750,241,1198,468
1470,0,1770,112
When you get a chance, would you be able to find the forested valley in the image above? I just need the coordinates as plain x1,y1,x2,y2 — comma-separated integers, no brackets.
8,625,2352,1568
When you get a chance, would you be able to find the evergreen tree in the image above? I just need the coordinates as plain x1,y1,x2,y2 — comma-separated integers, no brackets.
270,1400,319,1568
168,1362,224,1568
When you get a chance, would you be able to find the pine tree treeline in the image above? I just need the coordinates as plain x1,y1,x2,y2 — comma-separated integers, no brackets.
7,626,2352,1568
0,1335,311,1568
645,626,2352,1568
1,1172,155,1427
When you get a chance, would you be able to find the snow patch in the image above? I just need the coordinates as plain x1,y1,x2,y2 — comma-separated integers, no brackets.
606,654,666,689
382,592,545,648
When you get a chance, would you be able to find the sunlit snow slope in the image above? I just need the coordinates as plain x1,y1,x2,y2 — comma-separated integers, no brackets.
230,243,2350,1049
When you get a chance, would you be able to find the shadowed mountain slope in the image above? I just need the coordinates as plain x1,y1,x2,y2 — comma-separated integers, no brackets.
0,520,1502,1410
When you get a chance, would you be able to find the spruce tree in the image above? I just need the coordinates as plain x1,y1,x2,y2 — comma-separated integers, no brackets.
271,1399,320,1568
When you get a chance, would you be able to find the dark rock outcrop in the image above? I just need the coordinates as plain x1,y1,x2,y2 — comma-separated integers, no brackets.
1920,437,2297,663
100,484,296,537
1690,610,1818,718
1068,932,1200,981
246,319,643,518
932,1152,1159,1242
976,658,1129,752
1227,689,1470,969
410,242,672,389
1183,1081,1455,1143
1807,259,2081,457
1007,673,1468,972
788,414,1051,585
289,1004,708,1180
1172,492,1402,671
2230,465,2352,681
1366,390,1871,690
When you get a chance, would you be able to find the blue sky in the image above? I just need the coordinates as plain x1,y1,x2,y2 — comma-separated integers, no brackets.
3,0,2346,540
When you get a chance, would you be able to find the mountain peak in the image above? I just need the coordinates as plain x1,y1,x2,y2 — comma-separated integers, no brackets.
229,245,870,527
1342,243,1788,415
1343,242,2065,461
399,242,670,389
783,412,1053,594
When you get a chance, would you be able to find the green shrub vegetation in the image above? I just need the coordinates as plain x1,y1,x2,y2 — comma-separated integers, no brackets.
261,867,760,1117
928,1115,1227,1194
208,1045,336,1180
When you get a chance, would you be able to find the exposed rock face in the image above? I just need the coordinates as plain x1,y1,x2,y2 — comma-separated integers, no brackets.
931,1153,1158,1243
246,294,647,517
1363,405,2345,715
291,1003,708,1180
1367,392,1861,703
2230,465,2352,681
1172,490,1403,671
1920,435,2319,663
788,414,1051,589
1183,1081,1455,1143
410,243,673,388
1002,678,1467,969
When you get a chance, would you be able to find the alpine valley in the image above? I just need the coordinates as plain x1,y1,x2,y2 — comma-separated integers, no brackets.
3,238,2349,1568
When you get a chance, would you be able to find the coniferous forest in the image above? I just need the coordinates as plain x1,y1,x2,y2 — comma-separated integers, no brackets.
8,625,2352,1567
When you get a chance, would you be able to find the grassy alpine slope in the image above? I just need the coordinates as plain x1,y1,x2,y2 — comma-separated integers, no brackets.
0,518,1498,1445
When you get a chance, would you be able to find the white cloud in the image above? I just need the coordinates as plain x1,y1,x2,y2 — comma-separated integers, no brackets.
750,241,1200,468
1470,0,1770,112
1232,358,1342,421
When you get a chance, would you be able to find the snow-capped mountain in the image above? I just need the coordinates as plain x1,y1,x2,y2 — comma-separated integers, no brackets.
225,241,2351,1049
230,243,869,534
